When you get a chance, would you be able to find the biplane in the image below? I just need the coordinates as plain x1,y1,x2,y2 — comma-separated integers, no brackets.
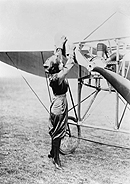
0,12,130,155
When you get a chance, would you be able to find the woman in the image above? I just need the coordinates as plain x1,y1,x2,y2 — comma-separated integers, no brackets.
43,34,76,170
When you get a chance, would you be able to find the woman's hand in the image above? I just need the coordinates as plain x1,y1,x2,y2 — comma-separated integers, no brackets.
66,42,76,57
54,33,67,50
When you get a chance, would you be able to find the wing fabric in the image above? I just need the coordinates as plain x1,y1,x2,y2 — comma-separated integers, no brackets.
0,51,53,77
0,51,89,79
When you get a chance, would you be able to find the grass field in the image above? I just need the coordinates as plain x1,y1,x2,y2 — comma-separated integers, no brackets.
0,75,130,184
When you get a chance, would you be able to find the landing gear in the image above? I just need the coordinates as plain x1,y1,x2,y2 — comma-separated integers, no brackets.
60,116,81,155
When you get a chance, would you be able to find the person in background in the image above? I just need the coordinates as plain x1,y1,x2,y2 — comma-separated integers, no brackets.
43,33,76,170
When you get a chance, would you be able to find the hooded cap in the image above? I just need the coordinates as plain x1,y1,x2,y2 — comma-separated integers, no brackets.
43,55,61,74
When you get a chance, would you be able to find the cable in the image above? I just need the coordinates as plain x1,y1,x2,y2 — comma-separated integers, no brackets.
118,10,130,19
6,52,49,114
83,11,117,41
83,89,107,122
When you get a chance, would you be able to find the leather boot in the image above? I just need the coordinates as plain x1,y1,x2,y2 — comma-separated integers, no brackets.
53,138,62,169
48,139,54,158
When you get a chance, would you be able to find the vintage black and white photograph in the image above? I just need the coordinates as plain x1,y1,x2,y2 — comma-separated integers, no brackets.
0,0,130,183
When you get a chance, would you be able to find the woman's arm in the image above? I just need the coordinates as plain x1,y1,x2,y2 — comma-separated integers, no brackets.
54,35,76,84
57,42,76,84
57,56,75,83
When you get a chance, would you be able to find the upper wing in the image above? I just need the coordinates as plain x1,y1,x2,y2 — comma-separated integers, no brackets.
0,51,89,79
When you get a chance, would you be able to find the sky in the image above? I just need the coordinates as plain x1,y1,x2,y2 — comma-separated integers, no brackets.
0,0,130,77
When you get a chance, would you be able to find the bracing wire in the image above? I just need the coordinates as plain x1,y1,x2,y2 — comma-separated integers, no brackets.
6,52,49,114
83,11,117,41
118,10,130,19
82,89,108,123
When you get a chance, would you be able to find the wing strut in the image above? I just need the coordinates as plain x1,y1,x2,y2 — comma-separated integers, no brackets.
41,52,52,103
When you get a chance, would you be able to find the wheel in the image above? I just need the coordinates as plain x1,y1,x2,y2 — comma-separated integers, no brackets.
60,116,81,155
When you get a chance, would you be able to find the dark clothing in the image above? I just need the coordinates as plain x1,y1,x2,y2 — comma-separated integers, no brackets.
44,53,74,167
49,76,68,140
49,75,69,96
49,102,68,140
48,77,68,167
